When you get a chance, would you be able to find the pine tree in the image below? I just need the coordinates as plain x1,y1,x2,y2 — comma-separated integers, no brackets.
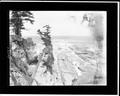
37,25,54,74
10,11,34,85
10,11,34,63
10,11,34,38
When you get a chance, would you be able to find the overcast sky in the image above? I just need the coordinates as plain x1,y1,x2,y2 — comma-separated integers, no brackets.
22,11,106,37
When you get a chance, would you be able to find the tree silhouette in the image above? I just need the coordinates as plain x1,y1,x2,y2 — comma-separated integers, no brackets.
37,25,54,74
10,11,34,63
10,11,34,85
10,11,34,37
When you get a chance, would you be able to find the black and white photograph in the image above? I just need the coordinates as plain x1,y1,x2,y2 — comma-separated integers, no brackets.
9,11,107,86
0,1,119,94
